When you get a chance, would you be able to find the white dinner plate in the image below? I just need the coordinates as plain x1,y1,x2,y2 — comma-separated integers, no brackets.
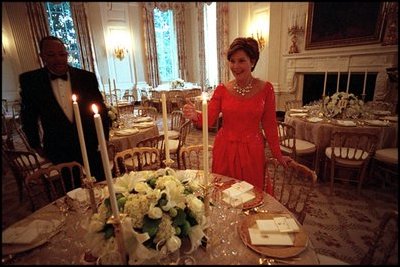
289,113,308,117
363,120,390,127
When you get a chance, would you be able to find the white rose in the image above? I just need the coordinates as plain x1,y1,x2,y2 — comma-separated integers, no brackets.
187,195,204,213
166,236,181,252
148,206,163,219
134,182,150,194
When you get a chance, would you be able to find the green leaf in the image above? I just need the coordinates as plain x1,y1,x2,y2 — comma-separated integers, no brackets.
142,215,161,237
172,208,186,226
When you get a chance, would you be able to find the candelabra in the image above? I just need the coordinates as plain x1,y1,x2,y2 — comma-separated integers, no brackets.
288,25,304,54
114,46,128,61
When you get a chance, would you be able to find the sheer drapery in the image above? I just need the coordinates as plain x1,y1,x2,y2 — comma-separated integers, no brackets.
70,2,99,75
173,3,187,81
143,3,160,88
196,4,206,91
216,3,229,84
143,2,187,88
26,2,49,67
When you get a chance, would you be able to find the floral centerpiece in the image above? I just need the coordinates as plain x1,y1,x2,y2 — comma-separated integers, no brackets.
171,78,185,89
106,103,118,127
85,168,207,264
323,92,364,119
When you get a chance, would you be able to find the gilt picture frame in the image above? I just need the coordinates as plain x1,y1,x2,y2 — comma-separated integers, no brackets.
305,2,386,50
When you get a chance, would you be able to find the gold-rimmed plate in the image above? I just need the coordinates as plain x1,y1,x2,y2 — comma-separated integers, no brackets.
239,213,308,259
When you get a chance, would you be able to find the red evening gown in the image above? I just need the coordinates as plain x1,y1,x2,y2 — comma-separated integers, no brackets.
193,82,283,194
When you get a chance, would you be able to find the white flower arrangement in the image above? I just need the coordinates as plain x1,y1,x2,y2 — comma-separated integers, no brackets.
323,92,364,118
170,78,185,89
85,168,207,265
106,103,118,122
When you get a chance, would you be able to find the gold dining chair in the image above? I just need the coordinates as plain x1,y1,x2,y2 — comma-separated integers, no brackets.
136,106,158,121
25,161,85,210
166,120,192,169
369,147,398,191
137,134,165,162
324,131,378,195
114,147,161,176
3,149,52,210
159,110,185,140
265,158,317,224
277,121,319,174
179,144,213,170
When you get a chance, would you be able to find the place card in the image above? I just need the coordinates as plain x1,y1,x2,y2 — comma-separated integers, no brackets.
248,228,294,246
222,181,254,199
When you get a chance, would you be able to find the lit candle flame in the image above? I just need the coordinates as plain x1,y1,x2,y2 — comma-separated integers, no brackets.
92,104,98,114
72,94,77,102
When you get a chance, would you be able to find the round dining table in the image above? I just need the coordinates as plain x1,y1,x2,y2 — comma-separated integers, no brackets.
2,170,320,265
284,112,398,177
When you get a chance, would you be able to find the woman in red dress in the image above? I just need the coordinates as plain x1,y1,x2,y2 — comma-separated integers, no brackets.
183,37,290,194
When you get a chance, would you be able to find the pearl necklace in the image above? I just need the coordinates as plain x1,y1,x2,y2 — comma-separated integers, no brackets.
234,78,253,96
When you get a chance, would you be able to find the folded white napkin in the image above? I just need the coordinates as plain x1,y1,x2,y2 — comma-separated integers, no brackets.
256,217,300,234
373,110,391,115
248,228,294,246
381,116,398,122
364,120,390,126
307,117,323,123
336,120,356,127
222,181,254,198
133,116,153,123
221,181,255,207
67,187,88,203
132,122,155,128
114,128,140,136
290,108,308,113
289,113,308,117
2,219,61,244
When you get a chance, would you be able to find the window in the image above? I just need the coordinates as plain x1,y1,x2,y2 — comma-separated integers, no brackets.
154,8,179,84
204,3,218,88
45,2,81,68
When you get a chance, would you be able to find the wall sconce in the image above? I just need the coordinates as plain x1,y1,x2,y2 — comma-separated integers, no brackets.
114,46,127,61
288,9,305,54
252,31,266,51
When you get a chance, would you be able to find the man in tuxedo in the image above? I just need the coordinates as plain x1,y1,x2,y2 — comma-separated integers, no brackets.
19,36,109,189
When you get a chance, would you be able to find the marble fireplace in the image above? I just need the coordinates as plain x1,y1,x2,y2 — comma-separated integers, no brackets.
282,45,398,105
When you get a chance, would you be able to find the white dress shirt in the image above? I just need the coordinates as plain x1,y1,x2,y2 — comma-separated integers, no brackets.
51,73,73,123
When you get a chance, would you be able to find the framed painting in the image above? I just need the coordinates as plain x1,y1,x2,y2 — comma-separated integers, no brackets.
305,2,386,50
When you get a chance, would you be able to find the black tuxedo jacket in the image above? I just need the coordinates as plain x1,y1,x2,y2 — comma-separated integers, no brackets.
19,66,110,181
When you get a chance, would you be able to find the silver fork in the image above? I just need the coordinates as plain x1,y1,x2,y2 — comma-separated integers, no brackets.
259,256,301,265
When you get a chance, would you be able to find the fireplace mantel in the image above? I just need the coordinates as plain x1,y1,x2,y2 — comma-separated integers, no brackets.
282,45,398,101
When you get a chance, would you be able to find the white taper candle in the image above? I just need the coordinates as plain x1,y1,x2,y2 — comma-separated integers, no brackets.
92,104,119,220
161,93,171,162
336,72,340,93
202,92,209,186
346,71,351,93
323,71,327,96
72,94,92,180
362,70,367,95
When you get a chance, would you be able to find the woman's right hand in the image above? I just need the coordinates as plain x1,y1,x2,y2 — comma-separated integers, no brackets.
182,99,198,121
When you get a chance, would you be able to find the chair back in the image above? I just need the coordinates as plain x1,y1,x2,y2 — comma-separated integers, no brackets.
178,120,191,148
3,149,49,209
180,144,213,170
137,106,158,121
329,131,377,163
277,122,296,159
170,110,185,131
265,158,317,224
25,161,84,210
114,147,161,176
285,100,303,111
137,134,165,160
364,101,394,114
360,210,398,265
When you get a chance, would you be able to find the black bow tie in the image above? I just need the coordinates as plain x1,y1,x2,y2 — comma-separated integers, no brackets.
49,73,68,81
